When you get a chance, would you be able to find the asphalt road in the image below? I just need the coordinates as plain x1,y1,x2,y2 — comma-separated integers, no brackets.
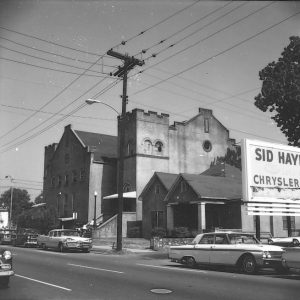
1,246,299,300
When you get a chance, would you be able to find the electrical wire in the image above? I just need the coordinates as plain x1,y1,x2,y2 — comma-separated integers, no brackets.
133,10,300,96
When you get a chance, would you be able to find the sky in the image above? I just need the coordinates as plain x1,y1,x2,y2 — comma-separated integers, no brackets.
0,0,299,201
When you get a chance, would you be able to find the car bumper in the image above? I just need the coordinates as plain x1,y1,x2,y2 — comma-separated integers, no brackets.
258,258,282,268
65,243,92,250
0,270,14,277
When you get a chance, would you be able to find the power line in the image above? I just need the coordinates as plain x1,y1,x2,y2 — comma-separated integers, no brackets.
0,57,109,77
113,0,202,49
139,1,275,71
134,10,300,96
0,36,118,68
134,0,233,56
0,44,112,75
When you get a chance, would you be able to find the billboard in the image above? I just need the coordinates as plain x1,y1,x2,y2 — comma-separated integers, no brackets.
242,139,300,216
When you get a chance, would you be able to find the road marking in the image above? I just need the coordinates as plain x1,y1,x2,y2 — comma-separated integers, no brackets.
137,263,207,273
68,263,124,274
15,274,72,291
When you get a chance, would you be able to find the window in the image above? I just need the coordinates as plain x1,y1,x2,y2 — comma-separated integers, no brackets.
180,181,188,192
203,140,212,152
283,216,295,230
80,169,86,181
64,153,70,164
204,118,209,133
51,177,55,187
154,184,160,195
199,234,214,244
151,211,163,228
127,141,134,156
143,139,152,154
154,141,163,154
65,174,69,186
215,234,228,244
72,170,77,183
58,175,62,187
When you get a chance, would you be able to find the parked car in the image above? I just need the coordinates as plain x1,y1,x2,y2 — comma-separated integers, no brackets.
269,236,300,247
169,231,285,274
0,229,17,245
0,248,14,288
37,229,92,252
12,228,39,248
282,246,300,273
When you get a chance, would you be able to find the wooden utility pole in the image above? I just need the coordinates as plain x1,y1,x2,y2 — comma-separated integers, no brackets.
107,49,144,251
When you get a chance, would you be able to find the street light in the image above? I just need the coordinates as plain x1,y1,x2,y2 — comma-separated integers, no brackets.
86,99,120,116
5,175,14,229
93,191,97,230
86,98,125,251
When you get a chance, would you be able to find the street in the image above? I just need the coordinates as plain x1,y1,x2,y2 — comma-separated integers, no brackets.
0,246,299,300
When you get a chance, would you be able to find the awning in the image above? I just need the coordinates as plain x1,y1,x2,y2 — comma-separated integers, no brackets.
103,191,136,199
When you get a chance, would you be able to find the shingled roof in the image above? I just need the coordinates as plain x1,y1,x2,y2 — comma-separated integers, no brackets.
75,130,117,162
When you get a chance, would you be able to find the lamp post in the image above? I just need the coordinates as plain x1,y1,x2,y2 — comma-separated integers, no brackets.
93,191,97,230
5,175,14,229
86,99,125,250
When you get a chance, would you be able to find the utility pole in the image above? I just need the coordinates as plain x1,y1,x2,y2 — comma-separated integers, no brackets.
107,49,144,251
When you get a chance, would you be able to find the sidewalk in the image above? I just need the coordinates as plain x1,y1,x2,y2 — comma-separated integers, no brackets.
91,238,155,254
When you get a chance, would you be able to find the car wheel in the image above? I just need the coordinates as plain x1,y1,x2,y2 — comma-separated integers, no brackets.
186,257,196,268
0,277,9,288
241,255,257,275
292,239,300,246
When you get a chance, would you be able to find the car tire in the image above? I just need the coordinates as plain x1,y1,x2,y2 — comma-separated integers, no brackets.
292,239,299,246
0,277,9,288
186,257,196,268
241,255,257,275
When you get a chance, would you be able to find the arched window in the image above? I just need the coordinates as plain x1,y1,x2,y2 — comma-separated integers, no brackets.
143,139,152,154
154,141,163,154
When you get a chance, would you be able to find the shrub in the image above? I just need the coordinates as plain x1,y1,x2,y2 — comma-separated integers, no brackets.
151,227,167,238
171,227,192,238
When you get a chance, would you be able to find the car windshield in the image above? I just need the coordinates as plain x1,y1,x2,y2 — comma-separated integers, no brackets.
61,231,79,237
228,234,259,244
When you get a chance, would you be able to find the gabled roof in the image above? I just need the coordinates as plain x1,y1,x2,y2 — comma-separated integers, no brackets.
201,163,242,182
74,130,118,162
165,173,242,202
139,172,177,200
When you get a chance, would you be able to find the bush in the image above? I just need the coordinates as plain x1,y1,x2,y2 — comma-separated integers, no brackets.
171,227,192,238
151,227,167,238
127,226,141,238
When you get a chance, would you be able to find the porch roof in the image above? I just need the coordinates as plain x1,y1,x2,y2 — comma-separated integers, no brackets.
182,174,242,200
103,191,136,199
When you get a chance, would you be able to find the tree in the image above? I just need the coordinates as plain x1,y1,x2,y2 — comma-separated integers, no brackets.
254,36,300,146
212,147,241,170
34,193,44,205
0,188,32,227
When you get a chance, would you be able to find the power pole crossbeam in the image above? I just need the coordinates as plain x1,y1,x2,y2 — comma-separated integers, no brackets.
107,49,144,251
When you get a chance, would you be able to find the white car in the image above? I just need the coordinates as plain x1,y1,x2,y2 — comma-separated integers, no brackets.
169,231,284,274
269,236,300,247
282,247,300,272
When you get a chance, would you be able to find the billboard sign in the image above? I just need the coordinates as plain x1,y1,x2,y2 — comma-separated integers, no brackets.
242,139,300,215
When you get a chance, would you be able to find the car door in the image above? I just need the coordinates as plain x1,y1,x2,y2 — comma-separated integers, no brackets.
193,234,214,264
209,233,237,265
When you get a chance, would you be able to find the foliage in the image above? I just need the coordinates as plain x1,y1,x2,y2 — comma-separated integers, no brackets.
0,188,32,227
34,193,44,205
255,36,300,146
171,227,193,238
151,227,167,238
212,147,241,170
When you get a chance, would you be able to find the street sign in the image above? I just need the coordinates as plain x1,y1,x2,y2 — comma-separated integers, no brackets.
242,139,300,215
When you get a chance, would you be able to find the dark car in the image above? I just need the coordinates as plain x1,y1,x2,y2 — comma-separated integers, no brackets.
0,229,17,245
0,248,14,288
12,229,39,248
